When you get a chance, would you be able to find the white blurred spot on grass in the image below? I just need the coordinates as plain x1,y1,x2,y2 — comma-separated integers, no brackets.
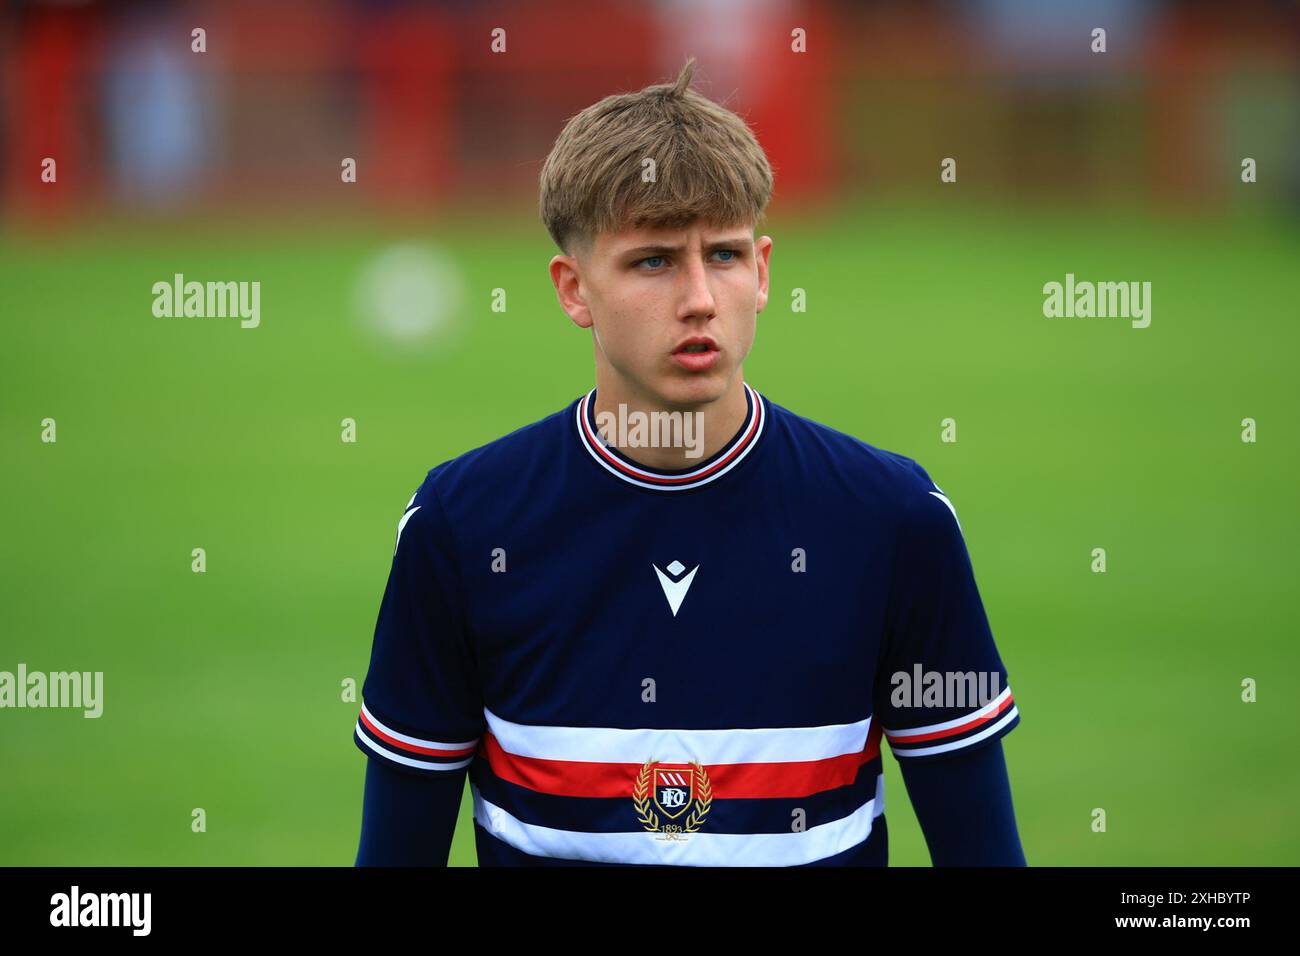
352,243,467,353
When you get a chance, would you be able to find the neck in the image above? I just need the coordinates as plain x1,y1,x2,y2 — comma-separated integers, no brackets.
591,373,749,471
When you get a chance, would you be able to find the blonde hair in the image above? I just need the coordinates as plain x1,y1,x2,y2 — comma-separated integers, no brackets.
539,58,774,254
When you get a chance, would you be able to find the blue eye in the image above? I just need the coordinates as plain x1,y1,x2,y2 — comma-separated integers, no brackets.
636,250,737,269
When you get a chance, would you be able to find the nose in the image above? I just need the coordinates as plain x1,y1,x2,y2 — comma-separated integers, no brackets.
677,253,717,322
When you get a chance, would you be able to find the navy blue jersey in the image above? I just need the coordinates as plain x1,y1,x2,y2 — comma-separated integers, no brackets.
353,382,1020,866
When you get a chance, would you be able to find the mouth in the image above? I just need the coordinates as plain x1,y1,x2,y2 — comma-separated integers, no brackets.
672,337,719,355
671,337,721,371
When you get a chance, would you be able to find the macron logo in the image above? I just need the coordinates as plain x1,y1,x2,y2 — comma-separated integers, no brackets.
928,484,962,534
653,560,699,617
394,492,420,556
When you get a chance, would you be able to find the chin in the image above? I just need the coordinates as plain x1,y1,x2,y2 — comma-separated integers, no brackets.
656,371,731,409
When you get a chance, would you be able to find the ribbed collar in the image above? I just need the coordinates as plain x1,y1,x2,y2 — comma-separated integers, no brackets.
574,382,767,492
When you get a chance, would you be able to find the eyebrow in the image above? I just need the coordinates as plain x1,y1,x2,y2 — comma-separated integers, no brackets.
619,237,752,258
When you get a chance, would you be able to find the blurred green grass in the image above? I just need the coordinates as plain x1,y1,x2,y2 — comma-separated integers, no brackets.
1,204,1296,865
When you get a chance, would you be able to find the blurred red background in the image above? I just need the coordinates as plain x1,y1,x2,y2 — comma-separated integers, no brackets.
3,0,1297,226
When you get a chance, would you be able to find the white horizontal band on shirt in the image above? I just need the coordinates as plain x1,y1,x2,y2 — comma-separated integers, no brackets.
355,723,475,770
883,686,1013,738
575,383,766,492
469,773,884,867
888,707,1019,758
361,702,478,751
483,706,871,764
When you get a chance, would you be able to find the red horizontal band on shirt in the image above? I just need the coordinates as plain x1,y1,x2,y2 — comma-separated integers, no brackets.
478,721,882,799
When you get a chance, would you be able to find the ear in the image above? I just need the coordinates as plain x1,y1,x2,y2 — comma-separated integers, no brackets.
754,235,773,314
549,254,593,329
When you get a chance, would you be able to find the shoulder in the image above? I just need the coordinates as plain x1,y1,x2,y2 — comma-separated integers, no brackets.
766,398,969,577
401,399,575,526
763,394,946,511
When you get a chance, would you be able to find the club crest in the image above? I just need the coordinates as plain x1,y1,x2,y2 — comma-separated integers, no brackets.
632,759,713,841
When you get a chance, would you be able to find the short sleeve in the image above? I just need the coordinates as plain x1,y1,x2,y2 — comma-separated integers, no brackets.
353,474,485,776
874,461,1020,763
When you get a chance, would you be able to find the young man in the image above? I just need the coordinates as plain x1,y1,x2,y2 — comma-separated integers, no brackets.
353,60,1025,867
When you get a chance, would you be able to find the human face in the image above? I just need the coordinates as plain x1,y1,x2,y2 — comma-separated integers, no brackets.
550,220,773,410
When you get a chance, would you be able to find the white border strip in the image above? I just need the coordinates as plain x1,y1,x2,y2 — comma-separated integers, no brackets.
361,702,478,751
484,706,871,764
355,724,475,770
888,707,1019,758
470,773,884,866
